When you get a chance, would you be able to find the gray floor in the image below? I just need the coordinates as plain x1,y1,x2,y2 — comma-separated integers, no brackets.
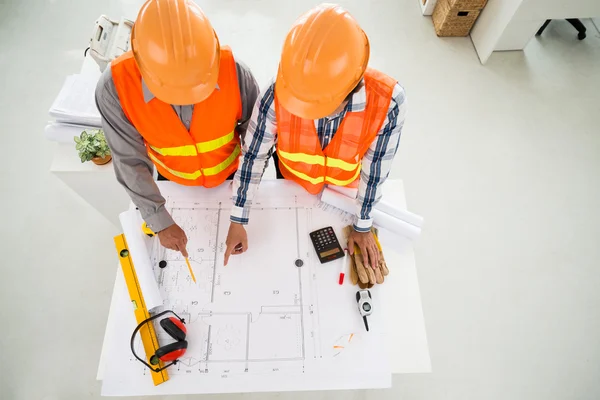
1,1,600,399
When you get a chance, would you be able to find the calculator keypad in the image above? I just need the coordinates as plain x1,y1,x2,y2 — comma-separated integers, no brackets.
312,227,336,251
310,227,344,264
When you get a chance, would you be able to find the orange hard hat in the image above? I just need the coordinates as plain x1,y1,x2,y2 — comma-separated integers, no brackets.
131,0,220,105
276,4,370,119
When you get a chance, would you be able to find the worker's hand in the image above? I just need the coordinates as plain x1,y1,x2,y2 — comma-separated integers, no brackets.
224,222,248,266
158,223,189,258
348,229,380,270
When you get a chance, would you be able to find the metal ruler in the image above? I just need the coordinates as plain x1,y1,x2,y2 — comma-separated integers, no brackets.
114,234,169,386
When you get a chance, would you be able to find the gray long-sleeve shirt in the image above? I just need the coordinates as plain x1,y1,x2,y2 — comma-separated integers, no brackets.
95,58,259,232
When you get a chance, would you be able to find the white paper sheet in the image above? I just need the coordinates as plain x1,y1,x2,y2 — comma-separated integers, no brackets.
44,121,96,144
321,188,423,240
118,210,163,311
102,189,391,396
49,74,102,127
99,180,430,395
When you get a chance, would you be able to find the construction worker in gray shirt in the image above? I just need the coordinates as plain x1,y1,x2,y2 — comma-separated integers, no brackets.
95,0,259,257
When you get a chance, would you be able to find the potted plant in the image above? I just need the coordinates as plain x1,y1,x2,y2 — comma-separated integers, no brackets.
74,129,112,165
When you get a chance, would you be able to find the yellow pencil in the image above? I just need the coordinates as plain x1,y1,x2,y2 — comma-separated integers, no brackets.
185,257,197,283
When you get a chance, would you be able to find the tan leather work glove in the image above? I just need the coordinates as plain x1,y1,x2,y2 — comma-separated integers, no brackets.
344,226,389,288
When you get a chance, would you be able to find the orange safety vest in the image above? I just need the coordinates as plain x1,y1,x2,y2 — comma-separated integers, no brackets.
111,47,242,187
275,69,396,194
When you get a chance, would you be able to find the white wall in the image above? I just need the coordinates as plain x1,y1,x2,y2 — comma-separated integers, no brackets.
496,18,546,51
470,0,524,63
420,0,439,16
518,0,600,19
471,0,600,63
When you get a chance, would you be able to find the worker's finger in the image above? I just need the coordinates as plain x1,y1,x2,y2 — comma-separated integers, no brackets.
174,237,189,258
172,242,181,254
369,244,379,269
372,238,380,264
241,236,249,252
224,243,234,266
180,245,189,258
360,243,370,269
348,236,355,255
373,239,381,266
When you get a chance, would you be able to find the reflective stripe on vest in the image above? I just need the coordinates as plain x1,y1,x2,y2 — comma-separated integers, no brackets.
148,144,241,181
149,130,236,157
277,149,359,172
278,157,361,186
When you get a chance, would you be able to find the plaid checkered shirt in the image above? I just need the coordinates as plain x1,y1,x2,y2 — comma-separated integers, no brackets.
231,79,407,232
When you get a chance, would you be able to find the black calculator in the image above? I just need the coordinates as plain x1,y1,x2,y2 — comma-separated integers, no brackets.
310,226,345,264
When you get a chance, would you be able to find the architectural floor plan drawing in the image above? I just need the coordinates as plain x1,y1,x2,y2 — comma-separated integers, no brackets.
102,186,391,396
146,196,319,378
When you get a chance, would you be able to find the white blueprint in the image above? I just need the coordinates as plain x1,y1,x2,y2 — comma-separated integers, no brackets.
102,187,391,396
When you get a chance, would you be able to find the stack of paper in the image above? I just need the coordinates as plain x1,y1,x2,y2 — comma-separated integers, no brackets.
46,73,102,143
49,74,102,126
44,122,96,144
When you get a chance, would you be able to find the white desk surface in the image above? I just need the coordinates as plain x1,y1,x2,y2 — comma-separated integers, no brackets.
97,179,431,392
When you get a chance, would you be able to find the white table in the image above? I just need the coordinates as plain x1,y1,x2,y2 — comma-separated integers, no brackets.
97,180,431,395
470,0,600,63
51,143,129,227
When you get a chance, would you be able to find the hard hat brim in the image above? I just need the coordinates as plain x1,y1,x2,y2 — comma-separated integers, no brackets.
275,69,346,120
141,63,219,105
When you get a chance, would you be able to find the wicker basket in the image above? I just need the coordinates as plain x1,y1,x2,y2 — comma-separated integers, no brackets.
446,0,487,9
433,0,483,37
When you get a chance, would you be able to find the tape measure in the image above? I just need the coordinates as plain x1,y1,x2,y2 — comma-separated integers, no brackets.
141,222,155,237
114,233,169,386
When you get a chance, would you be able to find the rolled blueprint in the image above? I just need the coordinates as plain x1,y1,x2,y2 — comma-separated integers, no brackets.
327,185,359,199
321,188,423,240
374,199,424,228
327,185,424,228
119,210,163,311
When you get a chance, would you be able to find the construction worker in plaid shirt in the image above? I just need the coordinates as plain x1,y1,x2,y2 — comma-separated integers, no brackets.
224,4,407,269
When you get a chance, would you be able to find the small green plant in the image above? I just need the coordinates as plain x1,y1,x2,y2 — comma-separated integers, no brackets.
74,129,111,163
